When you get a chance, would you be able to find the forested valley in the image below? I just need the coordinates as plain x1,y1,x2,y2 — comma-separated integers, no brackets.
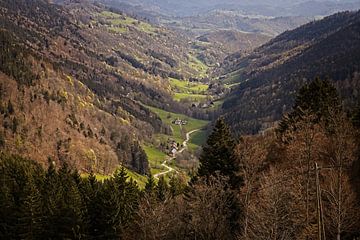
1,79,360,239
1,0,360,239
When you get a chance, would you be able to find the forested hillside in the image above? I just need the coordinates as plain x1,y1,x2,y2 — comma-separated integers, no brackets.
219,10,360,134
0,0,217,175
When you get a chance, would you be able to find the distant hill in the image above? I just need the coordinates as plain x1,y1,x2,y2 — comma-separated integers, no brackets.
197,30,271,54
172,10,313,37
98,0,360,17
219,10,360,134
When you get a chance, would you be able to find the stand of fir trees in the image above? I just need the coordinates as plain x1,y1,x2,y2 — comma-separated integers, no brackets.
0,155,139,239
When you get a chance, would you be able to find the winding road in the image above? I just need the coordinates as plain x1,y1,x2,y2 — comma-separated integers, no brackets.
154,129,200,179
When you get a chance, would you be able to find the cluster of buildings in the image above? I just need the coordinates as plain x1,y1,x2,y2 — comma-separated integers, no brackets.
191,101,215,109
172,118,188,125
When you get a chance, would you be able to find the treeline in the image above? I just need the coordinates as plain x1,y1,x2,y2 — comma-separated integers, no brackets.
0,154,140,239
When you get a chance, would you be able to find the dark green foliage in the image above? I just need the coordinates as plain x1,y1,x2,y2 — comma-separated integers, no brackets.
17,178,44,239
169,175,186,197
0,154,45,239
195,118,242,189
156,176,169,202
130,141,149,175
0,155,141,239
277,78,341,138
144,174,156,195
148,50,178,68
115,137,149,175
90,167,140,239
293,78,340,120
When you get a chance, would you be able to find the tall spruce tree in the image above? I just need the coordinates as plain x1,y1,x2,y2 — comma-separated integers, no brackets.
196,118,242,189
156,176,168,202
18,178,44,240
278,78,341,138
144,174,156,196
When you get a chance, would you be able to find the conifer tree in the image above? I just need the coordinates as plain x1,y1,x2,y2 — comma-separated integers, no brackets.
156,176,168,202
0,181,15,239
144,174,156,196
278,78,341,138
56,163,85,239
196,118,242,189
169,174,186,197
92,167,139,239
18,179,44,240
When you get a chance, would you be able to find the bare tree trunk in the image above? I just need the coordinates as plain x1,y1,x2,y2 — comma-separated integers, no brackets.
243,189,249,239
315,162,322,240
306,155,310,226
337,163,342,240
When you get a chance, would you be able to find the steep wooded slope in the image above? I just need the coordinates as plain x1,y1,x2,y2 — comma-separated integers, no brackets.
0,0,210,174
220,11,360,134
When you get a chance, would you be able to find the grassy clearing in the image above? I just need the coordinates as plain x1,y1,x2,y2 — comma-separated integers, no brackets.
221,70,242,85
188,130,208,151
81,169,147,189
169,77,209,102
188,54,208,78
143,145,168,175
147,106,209,142
81,173,110,182
225,82,241,88
108,26,127,33
124,169,147,189
99,11,120,18
148,107,209,146
169,78,208,94
173,92,208,102
212,99,225,109
99,11,157,33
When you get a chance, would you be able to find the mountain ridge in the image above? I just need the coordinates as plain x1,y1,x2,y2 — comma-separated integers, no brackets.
219,10,360,134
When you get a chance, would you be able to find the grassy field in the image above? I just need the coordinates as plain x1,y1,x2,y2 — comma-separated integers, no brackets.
146,106,209,144
212,99,225,109
168,78,209,102
221,70,242,85
99,11,157,33
225,82,241,88
81,168,147,189
173,92,208,102
143,145,168,175
81,173,110,182
169,78,208,93
124,169,147,189
188,54,208,78
188,130,208,151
